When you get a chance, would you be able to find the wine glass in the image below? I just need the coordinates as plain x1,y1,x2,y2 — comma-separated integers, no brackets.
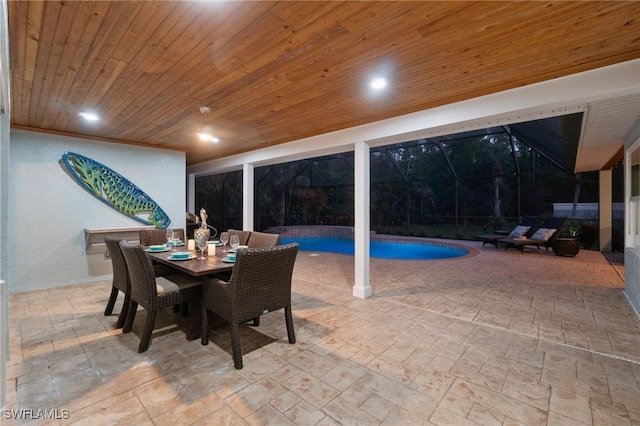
219,232,228,252
230,235,240,252
171,231,181,248
166,229,175,251
197,238,208,260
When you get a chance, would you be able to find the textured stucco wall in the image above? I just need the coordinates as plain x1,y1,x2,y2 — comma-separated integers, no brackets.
7,129,186,293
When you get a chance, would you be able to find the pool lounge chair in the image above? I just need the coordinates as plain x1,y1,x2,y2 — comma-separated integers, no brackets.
475,215,539,248
498,216,567,253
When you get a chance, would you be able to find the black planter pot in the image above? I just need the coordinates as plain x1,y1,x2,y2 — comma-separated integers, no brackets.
552,238,580,257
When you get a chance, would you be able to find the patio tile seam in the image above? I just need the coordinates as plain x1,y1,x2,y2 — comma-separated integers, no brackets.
382,297,640,366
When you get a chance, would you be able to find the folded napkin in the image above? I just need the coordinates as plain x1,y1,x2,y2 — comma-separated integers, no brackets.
171,252,191,259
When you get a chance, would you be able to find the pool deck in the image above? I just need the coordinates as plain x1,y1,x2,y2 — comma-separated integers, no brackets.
5,238,640,425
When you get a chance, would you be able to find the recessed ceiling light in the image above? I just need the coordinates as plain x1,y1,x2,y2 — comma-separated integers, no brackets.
370,77,387,90
79,111,99,122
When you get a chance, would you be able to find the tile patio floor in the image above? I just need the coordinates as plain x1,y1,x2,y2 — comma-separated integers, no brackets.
4,239,640,425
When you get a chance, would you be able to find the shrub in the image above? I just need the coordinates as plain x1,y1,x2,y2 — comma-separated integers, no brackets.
579,225,598,248
487,215,507,230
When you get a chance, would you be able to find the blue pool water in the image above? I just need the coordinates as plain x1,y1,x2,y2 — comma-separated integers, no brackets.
280,237,468,260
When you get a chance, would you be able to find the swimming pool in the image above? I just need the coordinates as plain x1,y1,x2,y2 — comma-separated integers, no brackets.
280,236,468,260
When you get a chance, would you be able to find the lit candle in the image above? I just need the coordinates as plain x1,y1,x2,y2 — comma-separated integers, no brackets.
207,243,216,255
187,239,195,250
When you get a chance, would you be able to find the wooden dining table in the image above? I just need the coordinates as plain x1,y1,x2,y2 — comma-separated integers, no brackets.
145,245,234,277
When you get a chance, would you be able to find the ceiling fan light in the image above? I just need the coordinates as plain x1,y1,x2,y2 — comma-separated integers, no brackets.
197,107,219,143
198,132,213,141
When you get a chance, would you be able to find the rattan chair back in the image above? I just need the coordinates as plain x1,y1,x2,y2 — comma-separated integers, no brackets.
229,243,298,320
228,243,298,322
226,229,251,246
119,241,159,308
105,237,129,293
247,231,280,248
139,228,185,246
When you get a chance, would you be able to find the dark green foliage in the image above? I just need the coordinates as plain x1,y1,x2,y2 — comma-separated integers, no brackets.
579,225,599,249
487,215,507,231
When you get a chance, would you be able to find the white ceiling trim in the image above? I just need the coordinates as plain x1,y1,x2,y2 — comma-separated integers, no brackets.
188,59,640,176
575,92,640,172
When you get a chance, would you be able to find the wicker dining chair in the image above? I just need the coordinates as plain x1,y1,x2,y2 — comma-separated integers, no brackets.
226,229,251,246
103,237,131,329
139,228,185,246
215,231,282,285
201,243,299,369
247,231,280,248
104,237,178,328
119,241,202,352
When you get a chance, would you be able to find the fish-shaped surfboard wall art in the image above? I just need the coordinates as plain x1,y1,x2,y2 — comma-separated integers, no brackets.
61,152,171,229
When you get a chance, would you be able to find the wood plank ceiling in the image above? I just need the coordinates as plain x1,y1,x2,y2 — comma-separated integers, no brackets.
8,1,640,166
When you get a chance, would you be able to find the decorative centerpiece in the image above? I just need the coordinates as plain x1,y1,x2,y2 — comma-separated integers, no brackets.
194,208,210,257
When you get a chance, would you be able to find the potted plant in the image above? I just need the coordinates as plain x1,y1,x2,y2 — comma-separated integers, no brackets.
553,221,581,257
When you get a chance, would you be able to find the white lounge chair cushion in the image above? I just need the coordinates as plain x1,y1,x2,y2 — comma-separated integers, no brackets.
530,228,556,241
508,225,531,237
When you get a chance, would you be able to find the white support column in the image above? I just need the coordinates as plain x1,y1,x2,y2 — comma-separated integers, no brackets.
599,169,613,252
353,141,372,299
243,163,254,231
625,146,635,248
